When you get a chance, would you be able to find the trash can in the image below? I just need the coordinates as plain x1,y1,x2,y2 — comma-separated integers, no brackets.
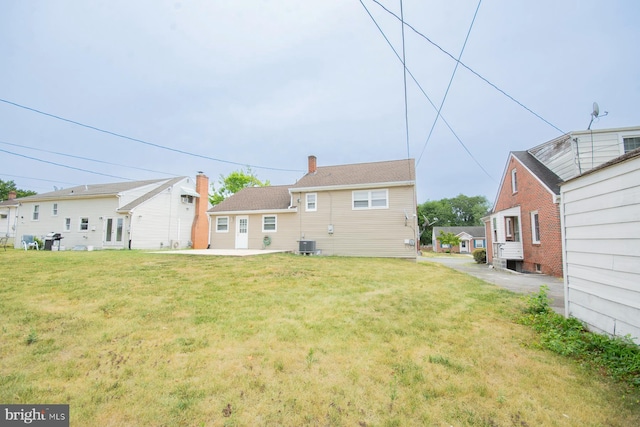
44,232,63,251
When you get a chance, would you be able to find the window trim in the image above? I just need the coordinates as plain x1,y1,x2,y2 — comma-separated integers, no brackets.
52,203,58,216
511,168,518,193
352,189,389,210
79,217,89,232
305,193,317,212
32,205,40,221
622,135,640,153
216,216,229,233
262,215,277,232
474,239,484,248
64,218,71,232
531,211,540,244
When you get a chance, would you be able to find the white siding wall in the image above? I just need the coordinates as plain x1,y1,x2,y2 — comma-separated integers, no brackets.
129,179,196,250
561,154,640,343
14,197,121,249
489,206,523,260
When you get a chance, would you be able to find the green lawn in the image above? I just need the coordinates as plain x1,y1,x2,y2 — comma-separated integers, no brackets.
1,250,638,426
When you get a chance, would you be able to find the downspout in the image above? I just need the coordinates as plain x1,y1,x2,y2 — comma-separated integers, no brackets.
128,210,134,250
559,192,569,318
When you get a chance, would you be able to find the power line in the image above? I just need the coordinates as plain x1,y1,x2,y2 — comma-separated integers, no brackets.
417,0,482,166
0,139,179,177
359,0,494,180
370,0,565,135
0,148,133,181
0,173,78,186
400,0,410,160
0,98,306,173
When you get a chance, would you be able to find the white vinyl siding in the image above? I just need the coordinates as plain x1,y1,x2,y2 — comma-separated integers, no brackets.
561,153,640,343
216,217,229,232
352,189,388,210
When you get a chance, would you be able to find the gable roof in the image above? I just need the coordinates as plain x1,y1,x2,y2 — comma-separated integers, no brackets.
290,158,415,190
15,178,172,202
433,226,486,238
512,151,563,195
208,185,292,213
117,177,186,212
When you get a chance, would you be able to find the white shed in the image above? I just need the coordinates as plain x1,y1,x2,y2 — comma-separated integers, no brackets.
560,148,640,343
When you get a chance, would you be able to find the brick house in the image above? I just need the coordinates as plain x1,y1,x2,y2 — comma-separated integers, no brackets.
485,152,563,276
431,226,486,254
485,126,640,277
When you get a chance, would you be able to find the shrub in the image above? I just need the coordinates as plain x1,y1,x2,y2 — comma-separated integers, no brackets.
472,248,486,264
519,287,640,388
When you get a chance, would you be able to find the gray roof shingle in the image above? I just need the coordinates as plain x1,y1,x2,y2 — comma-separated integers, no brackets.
512,151,563,195
291,158,415,189
208,185,292,213
433,226,486,238
15,178,171,202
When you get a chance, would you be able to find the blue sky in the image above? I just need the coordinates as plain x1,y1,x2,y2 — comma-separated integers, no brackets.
1,0,638,204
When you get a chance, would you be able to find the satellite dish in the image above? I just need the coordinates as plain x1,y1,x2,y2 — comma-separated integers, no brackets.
592,102,600,118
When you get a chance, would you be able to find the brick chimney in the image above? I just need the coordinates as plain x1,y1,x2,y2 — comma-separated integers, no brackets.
191,172,210,249
308,155,317,174
8,191,17,200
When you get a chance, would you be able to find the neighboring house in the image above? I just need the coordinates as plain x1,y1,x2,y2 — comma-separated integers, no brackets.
485,126,640,276
431,226,485,254
0,191,20,244
560,148,640,343
13,174,210,250
208,156,418,258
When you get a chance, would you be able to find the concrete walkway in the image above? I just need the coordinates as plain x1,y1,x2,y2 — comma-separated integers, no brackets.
418,255,565,314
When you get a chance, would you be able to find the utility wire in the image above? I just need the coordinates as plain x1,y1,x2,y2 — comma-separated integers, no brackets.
417,0,482,166
0,148,133,181
359,0,494,180
0,139,179,177
0,98,305,173
400,0,410,160
370,0,565,135
0,173,78,186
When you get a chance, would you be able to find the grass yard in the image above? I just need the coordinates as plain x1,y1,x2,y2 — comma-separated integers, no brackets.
1,250,638,426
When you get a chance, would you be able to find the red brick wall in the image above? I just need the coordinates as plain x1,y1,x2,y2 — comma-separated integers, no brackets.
490,155,563,277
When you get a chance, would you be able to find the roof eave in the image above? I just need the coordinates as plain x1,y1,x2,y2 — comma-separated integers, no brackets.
290,180,415,193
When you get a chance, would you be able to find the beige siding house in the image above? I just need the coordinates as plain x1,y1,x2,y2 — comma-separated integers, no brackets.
13,176,209,250
209,156,418,258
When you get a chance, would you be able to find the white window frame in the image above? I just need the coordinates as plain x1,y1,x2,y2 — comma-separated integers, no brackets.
64,218,71,232
216,216,229,233
352,189,389,210
531,211,540,244
622,135,640,153
52,203,58,216
474,239,484,248
305,193,317,212
32,205,39,221
79,217,89,232
262,215,277,232
511,168,518,193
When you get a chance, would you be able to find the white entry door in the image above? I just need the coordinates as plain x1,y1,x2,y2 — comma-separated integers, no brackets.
105,217,124,247
235,216,249,249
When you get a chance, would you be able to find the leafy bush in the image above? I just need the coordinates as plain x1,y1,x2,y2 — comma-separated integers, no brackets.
472,248,486,264
519,287,640,388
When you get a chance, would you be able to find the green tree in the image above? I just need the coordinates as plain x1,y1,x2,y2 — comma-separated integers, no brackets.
418,194,490,245
0,179,37,200
437,231,461,254
209,167,270,206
